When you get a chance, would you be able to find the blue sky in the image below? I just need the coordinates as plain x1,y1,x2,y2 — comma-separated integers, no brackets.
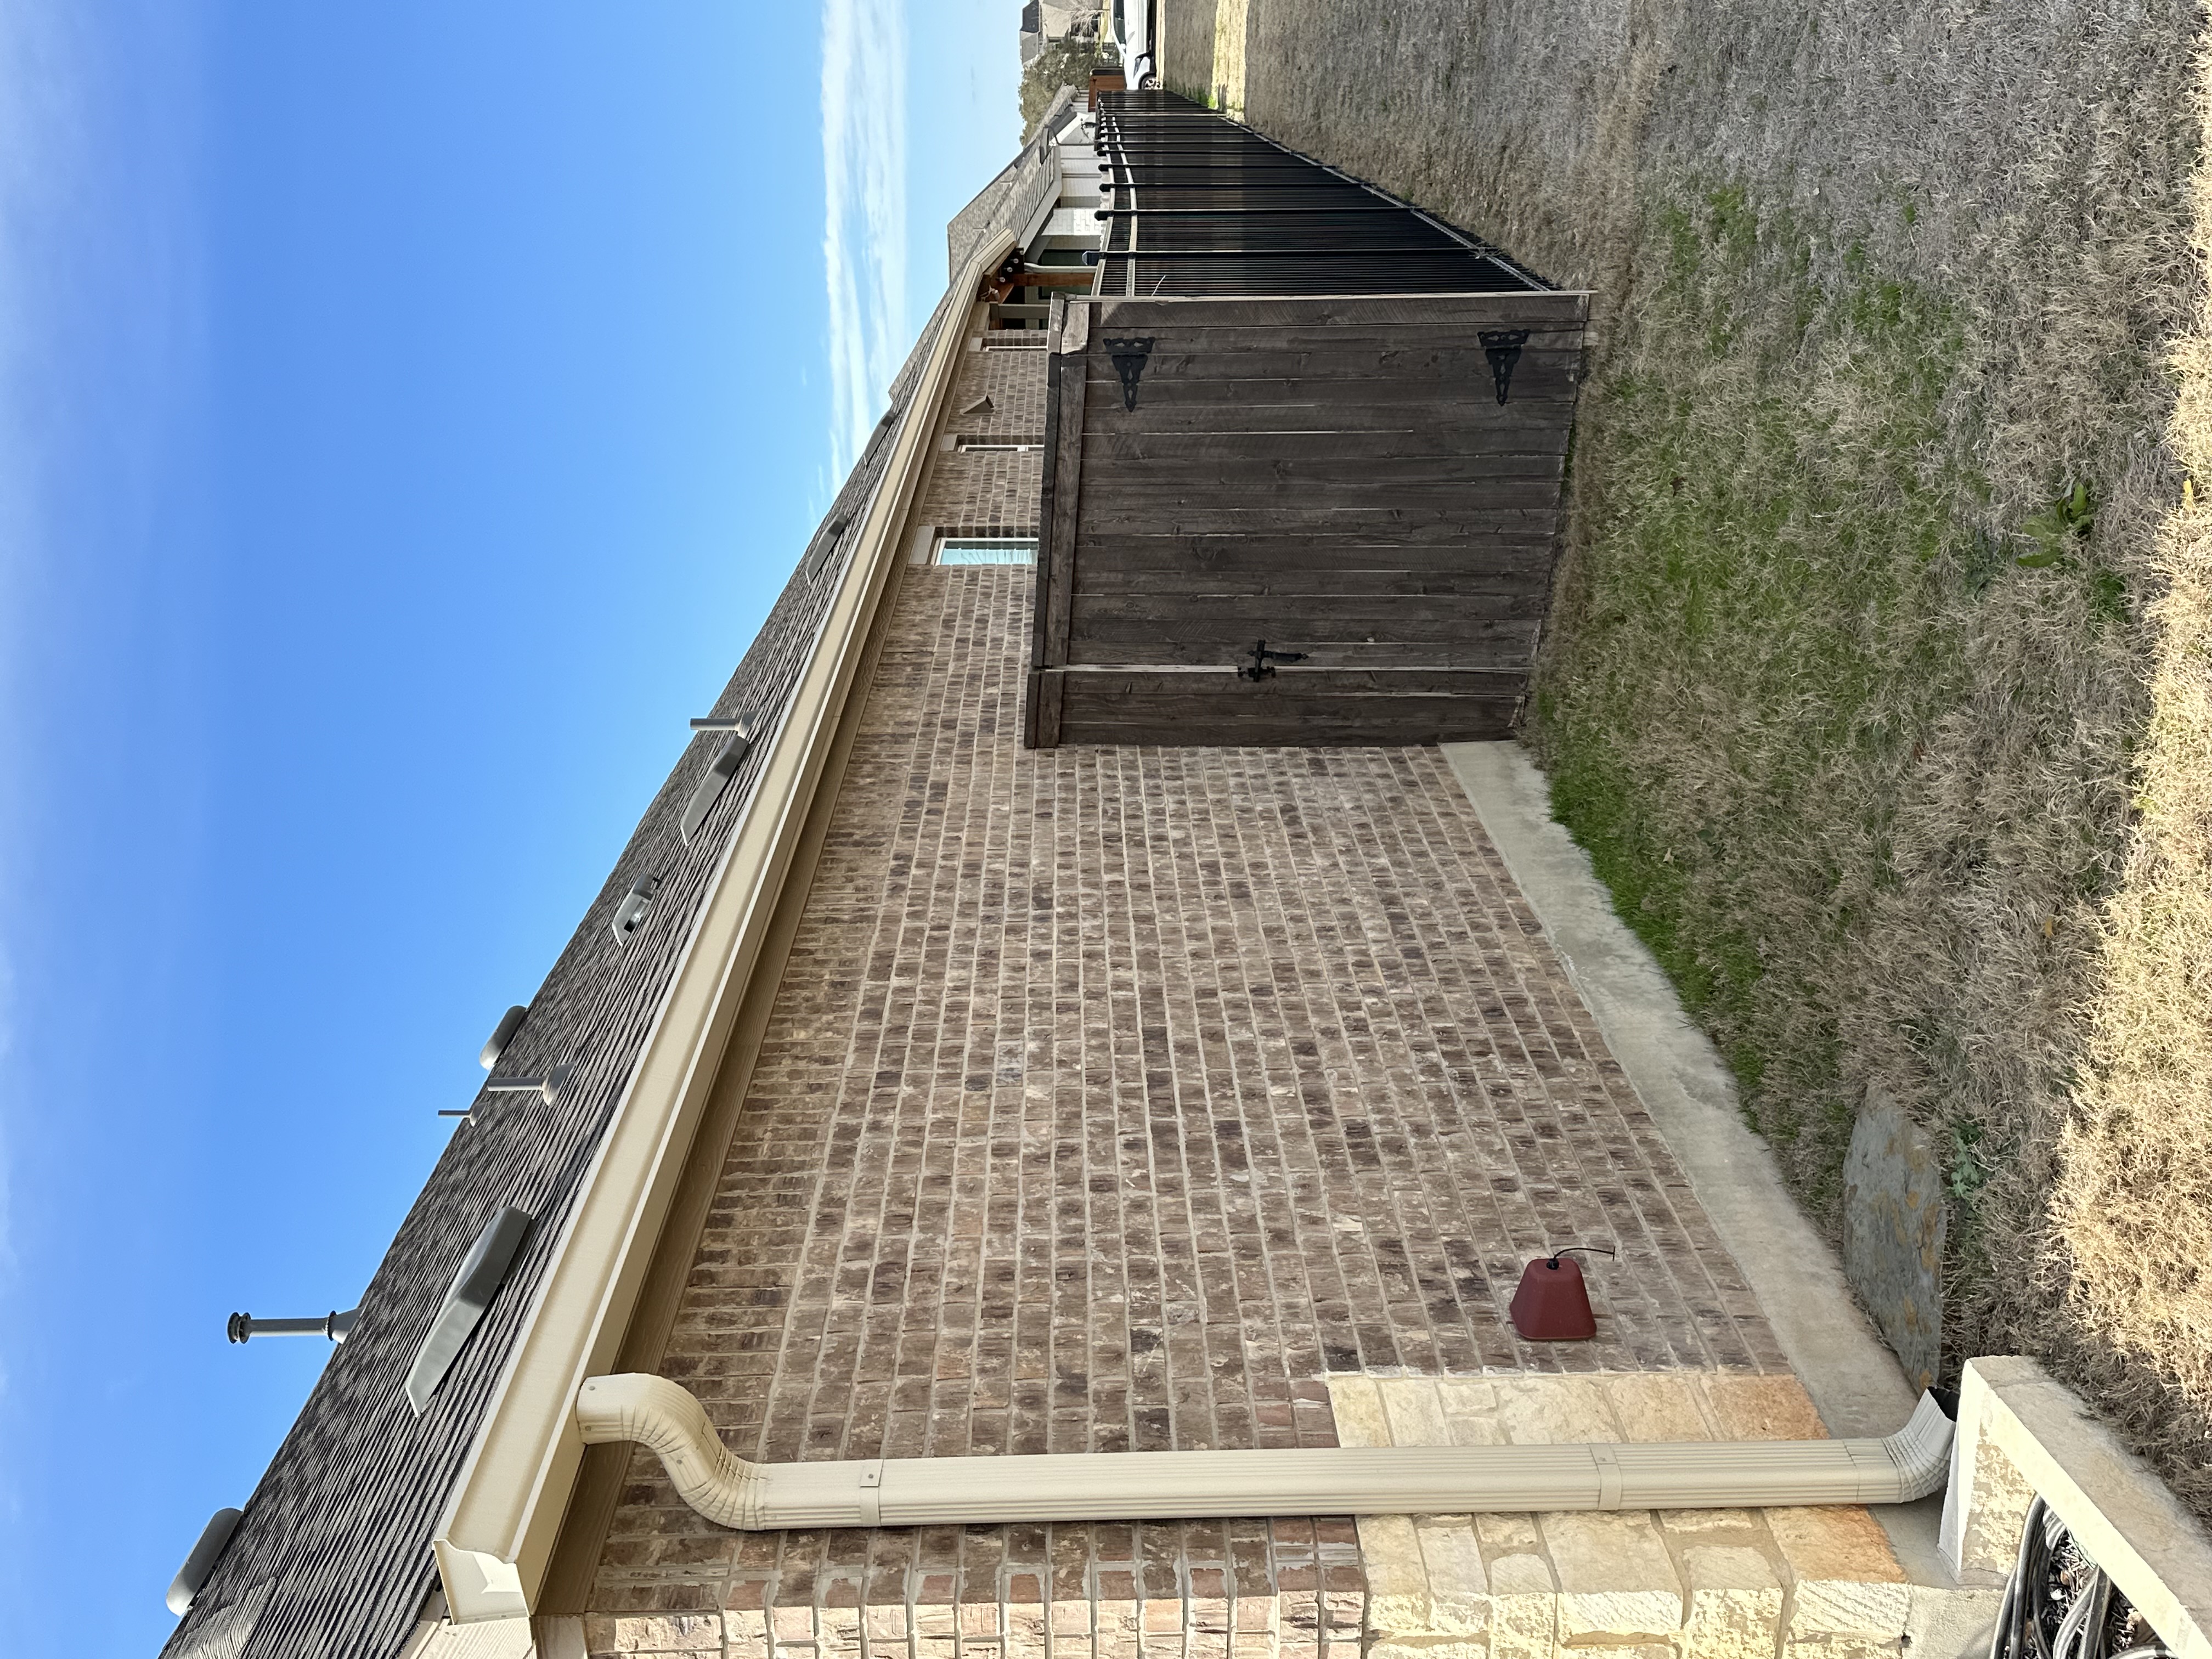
0,3,1018,1649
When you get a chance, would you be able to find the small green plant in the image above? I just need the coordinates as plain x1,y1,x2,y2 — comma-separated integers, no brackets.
1949,1120,1993,1201
2016,482,2094,568
2087,567,2129,628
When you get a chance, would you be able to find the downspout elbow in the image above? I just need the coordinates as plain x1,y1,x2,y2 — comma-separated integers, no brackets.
1878,1390,1958,1502
575,1373,769,1530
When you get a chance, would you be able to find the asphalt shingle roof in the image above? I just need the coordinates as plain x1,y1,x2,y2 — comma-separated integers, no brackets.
161,302,955,1659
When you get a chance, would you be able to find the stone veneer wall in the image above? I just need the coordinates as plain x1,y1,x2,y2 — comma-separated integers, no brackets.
583,567,1785,1659
1335,1374,1915,1659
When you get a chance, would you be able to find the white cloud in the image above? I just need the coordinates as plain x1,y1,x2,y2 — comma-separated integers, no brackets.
820,0,909,479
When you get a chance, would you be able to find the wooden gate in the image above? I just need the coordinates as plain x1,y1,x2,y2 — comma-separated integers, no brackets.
1024,291,1587,747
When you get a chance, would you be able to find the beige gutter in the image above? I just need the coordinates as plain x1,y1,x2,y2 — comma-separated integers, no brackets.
576,1374,1957,1527
427,223,1024,1629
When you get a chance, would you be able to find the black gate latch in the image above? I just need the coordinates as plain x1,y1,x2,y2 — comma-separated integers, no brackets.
1238,639,1309,680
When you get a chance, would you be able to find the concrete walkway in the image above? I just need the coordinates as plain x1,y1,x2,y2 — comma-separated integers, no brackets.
1443,742,2001,1657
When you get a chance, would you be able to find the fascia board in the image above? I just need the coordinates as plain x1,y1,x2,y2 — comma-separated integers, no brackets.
427,220,1031,1625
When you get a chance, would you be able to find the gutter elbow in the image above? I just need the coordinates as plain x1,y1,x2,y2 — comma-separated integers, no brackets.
1879,1392,1958,1502
576,1374,768,1530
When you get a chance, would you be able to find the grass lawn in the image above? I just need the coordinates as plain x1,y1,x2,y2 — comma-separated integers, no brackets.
1163,0,2212,1510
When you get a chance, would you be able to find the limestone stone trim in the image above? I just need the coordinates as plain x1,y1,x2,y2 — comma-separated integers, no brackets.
1940,1357,2212,1659
1332,1373,1911,1659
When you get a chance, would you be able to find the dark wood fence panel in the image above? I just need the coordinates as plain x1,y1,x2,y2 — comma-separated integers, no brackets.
1026,290,1587,747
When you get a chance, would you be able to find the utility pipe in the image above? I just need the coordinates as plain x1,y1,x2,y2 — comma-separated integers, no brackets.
575,1374,1956,1532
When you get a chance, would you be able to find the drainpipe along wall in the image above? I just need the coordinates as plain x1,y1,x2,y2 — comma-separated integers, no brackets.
578,1372,1957,1529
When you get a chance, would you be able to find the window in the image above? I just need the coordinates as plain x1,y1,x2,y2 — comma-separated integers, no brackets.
935,537,1038,566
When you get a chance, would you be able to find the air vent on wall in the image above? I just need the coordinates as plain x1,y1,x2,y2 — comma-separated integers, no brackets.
679,730,754,845
405,1205,532,1415
478,1005,527,1070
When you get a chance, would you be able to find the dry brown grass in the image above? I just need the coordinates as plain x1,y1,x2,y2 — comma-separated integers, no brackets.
2051,105,2212,1468
1163,0,2212,1504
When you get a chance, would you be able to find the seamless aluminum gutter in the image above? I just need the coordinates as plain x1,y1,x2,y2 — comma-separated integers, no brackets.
428,219,1026,1628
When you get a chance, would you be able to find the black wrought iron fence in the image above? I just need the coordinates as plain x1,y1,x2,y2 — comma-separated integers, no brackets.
1090,89,1547,296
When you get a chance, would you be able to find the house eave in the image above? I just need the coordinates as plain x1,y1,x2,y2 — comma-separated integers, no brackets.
426,221,1030,1628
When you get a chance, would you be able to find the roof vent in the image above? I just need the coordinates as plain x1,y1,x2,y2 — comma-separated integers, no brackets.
441,1063,568,1118
166,1506,244,1616
680,731,755,844
405,1205,533,1415
226,1307,358,1344
610,874,661,944
478,1005,527,1070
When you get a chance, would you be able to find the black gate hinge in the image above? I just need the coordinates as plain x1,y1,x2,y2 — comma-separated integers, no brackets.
1479,328,1532,404
1104,336,1155,410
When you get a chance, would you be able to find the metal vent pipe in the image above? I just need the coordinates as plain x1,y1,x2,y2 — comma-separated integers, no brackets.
577,1373,1956,1532
228,1307,358,1344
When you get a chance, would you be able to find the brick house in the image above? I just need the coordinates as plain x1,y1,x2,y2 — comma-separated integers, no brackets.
159,94,1924,1659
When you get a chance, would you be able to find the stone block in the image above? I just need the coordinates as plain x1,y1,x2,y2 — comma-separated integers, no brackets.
1768,1508,1908,1639
1473,1515,1543,1558
1493,1377,1621,1446
1233,1596,1280,1637
1436,1379,1503,1443
1482,1553,1555,1659
772,1607,817,1643
1381,1381,1455,1448
1540,1512,1683,1636
1657,1508,1760,1536
1606,1373,1715,1442
724,1607,771,1659
1415,1517,1492,1633
1329,1378,1391,1448
1841,1088,1945,1393
1780,1638,1904,1659
1942,1356,2212,1659
1360,1513,1433,1634
591,1613,726,1652
1683,1544,1786,1659
1702,1375,1827,1443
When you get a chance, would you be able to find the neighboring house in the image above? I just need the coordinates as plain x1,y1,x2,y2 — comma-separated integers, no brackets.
1021,0,1101,67
163,95,1640,1659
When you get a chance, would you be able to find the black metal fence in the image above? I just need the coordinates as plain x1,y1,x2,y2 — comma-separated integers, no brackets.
1091,89,1546,296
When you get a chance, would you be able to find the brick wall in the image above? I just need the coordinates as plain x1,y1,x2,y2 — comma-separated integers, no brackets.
586,569,1784,1658
917,340,1048,533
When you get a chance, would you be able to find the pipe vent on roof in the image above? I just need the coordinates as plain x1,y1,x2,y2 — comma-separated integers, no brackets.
406,1206,533,1415
166,1506,244,1616
226,1307,358,1344
680,731,754,845
478,1006,527,1071
442,1064,565,1119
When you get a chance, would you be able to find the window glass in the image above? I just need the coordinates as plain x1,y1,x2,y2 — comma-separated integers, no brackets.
935,538,1038,566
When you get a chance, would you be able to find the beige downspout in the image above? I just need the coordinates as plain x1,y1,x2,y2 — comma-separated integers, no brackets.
577,1374,1956,1528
